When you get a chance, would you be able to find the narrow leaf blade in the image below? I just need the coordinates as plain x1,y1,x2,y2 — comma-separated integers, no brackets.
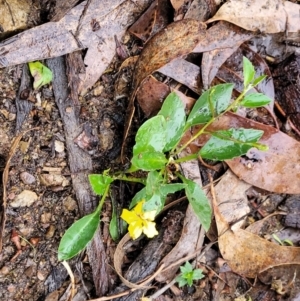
200,128,264,160
240,93,272,108
182,178,211,231
243,57,255,87
58,212,100,260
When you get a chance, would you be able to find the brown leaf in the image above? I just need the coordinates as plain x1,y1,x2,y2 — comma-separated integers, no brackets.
129,0,172,42
136,75,170,117
206,0,300,33
182,112,300,194
211,171,300,278
158,58,202,94
185,0,218,22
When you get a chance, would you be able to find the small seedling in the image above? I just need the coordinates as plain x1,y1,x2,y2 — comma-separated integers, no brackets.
58,57,272,261
28,61,53,89
176,262,204,287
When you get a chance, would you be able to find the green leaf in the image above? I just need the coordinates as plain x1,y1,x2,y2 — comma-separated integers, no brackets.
210,83,234,115
185,84,233,129
200,128,264,161
143,194,163,212
182,177,211,231
130,187,147,209
192,269,204,280
28,61,53,89
145,171,163,196
160,183,186,197
109,193,119,242
176,275,188,287
252,75,267,87
157,92,186,151
131,151,167,171
133,115,167,155
240,93,272,108
58,211,100,260
185,89,211,128
89,174,113,195
243,57,255,87
180,261,193,273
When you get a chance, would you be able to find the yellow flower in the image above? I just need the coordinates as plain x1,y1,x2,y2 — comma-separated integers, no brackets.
121,201,158,240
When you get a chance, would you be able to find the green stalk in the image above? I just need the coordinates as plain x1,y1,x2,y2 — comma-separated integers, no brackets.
95,184,110,214
175,85,252,155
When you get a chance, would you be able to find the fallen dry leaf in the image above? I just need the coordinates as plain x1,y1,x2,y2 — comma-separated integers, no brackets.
0,0,153,93
211,171,300,278
181,112,300,194
206,0,300,34
184,0,219,22
136,75,170,117
129,0,172,42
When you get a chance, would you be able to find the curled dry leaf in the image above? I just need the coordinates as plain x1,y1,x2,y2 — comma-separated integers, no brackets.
211,170,300,278
181,112,300,194
206,0,300,34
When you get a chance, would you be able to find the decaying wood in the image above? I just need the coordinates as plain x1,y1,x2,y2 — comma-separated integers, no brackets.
46,56,111,296
15,64,32,133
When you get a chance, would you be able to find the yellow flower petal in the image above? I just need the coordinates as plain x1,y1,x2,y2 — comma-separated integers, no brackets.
142,210,156,221
142,220,158,238
128,221,143,240
121,209,137,224
133,200,144,214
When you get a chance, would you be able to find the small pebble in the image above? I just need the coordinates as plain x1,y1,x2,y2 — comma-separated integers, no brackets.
10,190,38,208
20,172,36,185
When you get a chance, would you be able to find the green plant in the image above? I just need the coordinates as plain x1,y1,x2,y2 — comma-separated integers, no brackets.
57,57,272,261
28,61,53,89
175,262,204,287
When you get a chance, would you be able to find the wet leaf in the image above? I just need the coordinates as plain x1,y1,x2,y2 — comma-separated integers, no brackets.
136,75,170,117
157,92,186,151
185,83,233,129
133,115,167,155
28,62,53,89
131,151,167,171
200,128,265,161
211,174,300,278
58,211,100,260
240,93,272,108
243,57,255,87
89,174,113,196
182,112,300,194
182,177,211,231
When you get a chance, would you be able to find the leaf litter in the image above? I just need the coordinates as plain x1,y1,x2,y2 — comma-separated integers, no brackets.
1,0,300,300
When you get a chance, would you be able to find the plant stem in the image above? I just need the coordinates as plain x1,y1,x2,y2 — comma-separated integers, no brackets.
175,85,252,155
113,175,146,185
174,153,198,163
95,184,110,214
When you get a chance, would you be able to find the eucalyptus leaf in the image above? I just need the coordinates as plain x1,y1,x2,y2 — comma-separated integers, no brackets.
133,115,167,155
89,174,113,195
243,57,255,87
200,128,264,160
28,61,53,89
182,177,211,231
157,92,186,151
131,151,167,171
240,93,272,108
58,211,100,260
